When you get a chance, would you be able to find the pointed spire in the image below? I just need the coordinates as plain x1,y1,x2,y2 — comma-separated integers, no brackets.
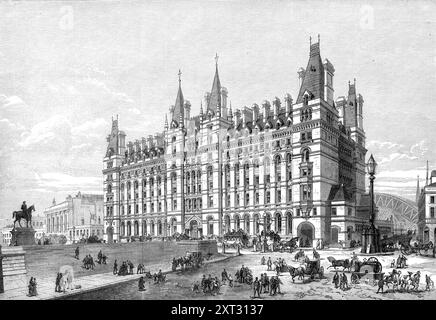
228,101,233,120
416,175,420,204
207,53,222,113
172,69,184,126
426,160,429,186
164,114,168,130
200,101,204,118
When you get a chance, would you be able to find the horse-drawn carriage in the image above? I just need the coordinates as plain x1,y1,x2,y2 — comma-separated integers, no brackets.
277,237,299,253
172,251,204,271
223,229,249,248
288,257,324,282
327,255,383,284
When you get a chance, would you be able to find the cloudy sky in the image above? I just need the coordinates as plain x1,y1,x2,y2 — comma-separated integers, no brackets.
0,0,435,224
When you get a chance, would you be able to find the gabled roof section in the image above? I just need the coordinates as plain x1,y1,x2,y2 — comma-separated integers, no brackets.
296,41,325,104
328,184,353,202
207,63,221,113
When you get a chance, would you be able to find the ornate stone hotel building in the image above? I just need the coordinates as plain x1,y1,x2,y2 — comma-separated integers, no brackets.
103,38,389,246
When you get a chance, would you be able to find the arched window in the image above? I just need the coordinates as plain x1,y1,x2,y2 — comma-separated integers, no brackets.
234,215,241,230
264,157,271,184
225,164,231,189
157,220,162,236
207,216,214,235
302,149,310,162
286,153,292,180
121,222,125,236
244,214,250,234
207,166,213,190
253,160,260,186
244,163,250,187
253,214,259,234
275,212,282,234
107,184,112,193
274,155,281,182
171,173,177,195
224,215,231,233
286,212,292,234
234,163,240,186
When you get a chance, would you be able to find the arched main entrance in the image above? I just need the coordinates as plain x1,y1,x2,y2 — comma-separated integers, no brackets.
331,227,339,244
190,220,199,238
298,222,314,247
106,226,113,243
286,212,292,235
424,226,430,243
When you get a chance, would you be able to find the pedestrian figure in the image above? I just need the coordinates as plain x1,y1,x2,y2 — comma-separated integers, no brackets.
333,271,340,288
340,273,348,290
228,274,233,288
262,273,270,293
261,256,266,265
138,276,146,291
426,274,434,291
267,257,272,271
275,263,281,276
113,259,118,275
377,277,385,293
74,246,79,260
221,269,228,284
28,277,37,297
252,277,261,298
312,248,320,260
55,273,62,292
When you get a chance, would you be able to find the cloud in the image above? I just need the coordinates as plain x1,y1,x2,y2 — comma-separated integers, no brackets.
128,107,141,115
35,172,103,191
0,95,27,109
71,118,108,137
18,115,72,150
80,77,134,104
367,140,403,150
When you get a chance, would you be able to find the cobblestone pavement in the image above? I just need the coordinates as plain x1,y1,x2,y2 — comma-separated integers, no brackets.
63,249,436,300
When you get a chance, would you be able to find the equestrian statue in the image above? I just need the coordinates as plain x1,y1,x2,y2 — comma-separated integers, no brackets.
12,201,35,228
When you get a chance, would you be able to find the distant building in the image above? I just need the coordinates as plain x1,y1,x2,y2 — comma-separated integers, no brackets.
418,163,436,243
1,226,13,245
43,192,104,244
31,214,47,242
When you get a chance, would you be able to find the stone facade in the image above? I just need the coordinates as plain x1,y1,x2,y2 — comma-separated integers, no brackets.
418,169,436,243
43,192,104,244
103,39,380,247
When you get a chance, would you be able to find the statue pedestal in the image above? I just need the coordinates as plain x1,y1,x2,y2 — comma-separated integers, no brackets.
10,227,36,246
0,246,27,293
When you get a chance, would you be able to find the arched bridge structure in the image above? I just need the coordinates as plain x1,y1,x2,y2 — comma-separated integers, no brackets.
375,193,418,234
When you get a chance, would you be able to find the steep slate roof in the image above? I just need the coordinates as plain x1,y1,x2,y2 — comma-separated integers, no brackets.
296,41,325,104
328,184,353,201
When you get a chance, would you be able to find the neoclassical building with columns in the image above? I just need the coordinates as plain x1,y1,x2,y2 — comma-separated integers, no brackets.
102,38,384,247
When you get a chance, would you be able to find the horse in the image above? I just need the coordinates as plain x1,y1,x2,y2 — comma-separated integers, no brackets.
12,205,35,228
327,256,352,272
288,265,306,282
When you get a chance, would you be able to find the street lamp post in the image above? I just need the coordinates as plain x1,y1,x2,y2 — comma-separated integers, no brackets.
362,154,380,253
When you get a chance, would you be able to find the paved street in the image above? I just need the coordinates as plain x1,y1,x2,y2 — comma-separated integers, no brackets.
0,252,233,300
62,249,436,300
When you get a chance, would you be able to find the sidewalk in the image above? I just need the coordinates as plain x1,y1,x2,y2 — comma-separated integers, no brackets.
0,254,235,300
